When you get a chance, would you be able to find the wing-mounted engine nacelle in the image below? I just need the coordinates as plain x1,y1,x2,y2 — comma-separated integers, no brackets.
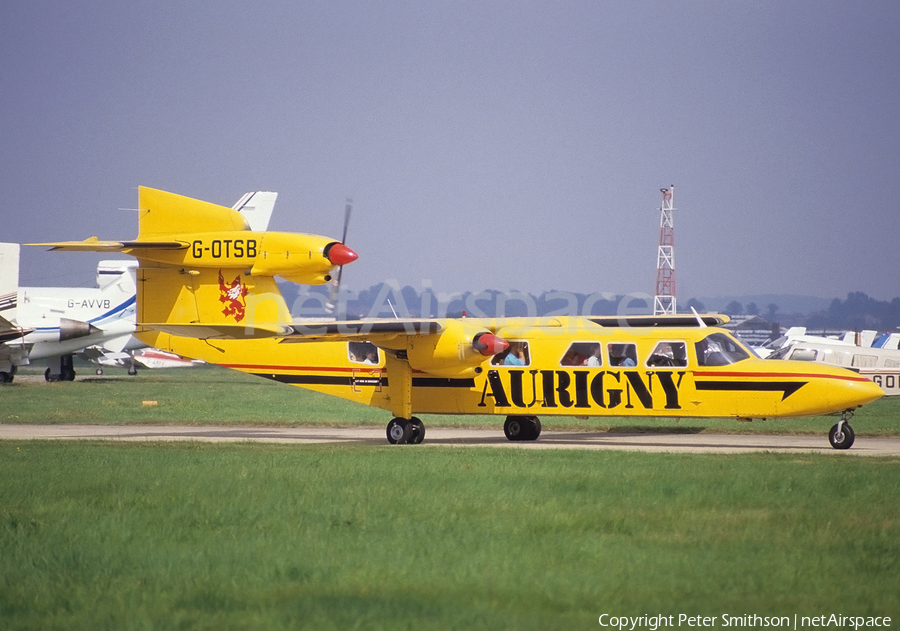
59,317,99,342
406,320,508,378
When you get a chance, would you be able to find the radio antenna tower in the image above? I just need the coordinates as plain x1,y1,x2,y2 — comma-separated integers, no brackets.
653,185,676,315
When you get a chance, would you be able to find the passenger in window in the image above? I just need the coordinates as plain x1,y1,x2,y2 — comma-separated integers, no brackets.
503,342,527,366
561,349,581,366
587,344,602,367
362,348,378,364
608,344,637,367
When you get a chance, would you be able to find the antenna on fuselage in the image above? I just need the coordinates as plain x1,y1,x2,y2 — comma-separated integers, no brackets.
690,306,708,329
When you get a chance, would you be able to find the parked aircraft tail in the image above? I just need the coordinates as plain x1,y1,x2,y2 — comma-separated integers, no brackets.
0,243,19,316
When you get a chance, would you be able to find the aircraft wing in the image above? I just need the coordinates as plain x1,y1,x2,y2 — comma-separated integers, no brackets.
139,319,442,342
588,315,729,327
281,319,442,342
29,237,187,251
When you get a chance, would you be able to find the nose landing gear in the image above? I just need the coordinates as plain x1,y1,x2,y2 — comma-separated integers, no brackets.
828,410,856,450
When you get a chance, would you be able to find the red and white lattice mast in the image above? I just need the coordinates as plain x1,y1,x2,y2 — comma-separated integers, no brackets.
653,186,676,315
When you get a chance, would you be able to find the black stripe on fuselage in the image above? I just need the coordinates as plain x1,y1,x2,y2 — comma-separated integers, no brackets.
253,373,475,389
694,381,806,401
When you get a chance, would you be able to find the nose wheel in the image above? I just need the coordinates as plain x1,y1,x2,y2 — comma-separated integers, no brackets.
828,411,855,450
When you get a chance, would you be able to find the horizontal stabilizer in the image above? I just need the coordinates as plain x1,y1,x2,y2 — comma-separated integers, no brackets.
29,237,186,252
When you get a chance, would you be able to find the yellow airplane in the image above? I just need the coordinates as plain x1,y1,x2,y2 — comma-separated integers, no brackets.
33,187,884,449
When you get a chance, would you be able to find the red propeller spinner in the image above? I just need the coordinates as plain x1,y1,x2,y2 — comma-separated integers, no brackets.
325,242,358,266
473,332,509,356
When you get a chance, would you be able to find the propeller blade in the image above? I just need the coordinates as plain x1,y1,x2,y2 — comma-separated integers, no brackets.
325,199,354,315
341,199,352,243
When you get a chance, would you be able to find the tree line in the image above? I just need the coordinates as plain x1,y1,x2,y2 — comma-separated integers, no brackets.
280,282,900,331
687,292,900,331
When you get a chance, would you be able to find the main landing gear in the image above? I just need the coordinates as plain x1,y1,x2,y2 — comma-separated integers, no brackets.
0,366,17,383
828,410,856,450
386,417,425,445
383,415,543,445
504,415,541,441
45,355,76,382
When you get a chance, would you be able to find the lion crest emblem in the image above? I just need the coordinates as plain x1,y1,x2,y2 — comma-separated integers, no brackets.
218,271,249,322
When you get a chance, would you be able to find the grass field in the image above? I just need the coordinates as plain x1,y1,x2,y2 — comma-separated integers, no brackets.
1,442,898,630
2,363,899,437
2,363,898,629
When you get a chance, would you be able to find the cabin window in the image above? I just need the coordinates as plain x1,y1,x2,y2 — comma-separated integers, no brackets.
885,358,900,368
492,341,530,366
820,350,850,366
646,341,688,367
560,342,602,367
789,348,818,362
851,354,878,368
348,342,380,365
607,343,638,367
694,333,751,366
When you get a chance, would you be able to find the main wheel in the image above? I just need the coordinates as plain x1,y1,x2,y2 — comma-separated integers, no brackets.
523,416,541,441
386,418,412,444
829,423,855,450
504,416,525,441
408,417,426,445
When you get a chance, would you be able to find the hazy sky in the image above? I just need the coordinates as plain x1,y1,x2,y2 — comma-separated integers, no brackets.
3,1,898,301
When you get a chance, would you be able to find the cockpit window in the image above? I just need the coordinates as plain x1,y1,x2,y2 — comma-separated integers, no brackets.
647,341,688,367
694,333,751,366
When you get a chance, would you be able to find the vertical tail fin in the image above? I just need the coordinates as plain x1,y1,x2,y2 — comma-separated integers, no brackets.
137,186,248,238
136,266,292,342
0,243,20,318
232,191,277,232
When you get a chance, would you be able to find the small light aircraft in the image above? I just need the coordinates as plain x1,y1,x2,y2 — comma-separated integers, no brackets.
755,326,900,396
34,187,883,449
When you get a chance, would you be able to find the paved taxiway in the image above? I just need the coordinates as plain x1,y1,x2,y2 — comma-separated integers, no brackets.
2,424,900,455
